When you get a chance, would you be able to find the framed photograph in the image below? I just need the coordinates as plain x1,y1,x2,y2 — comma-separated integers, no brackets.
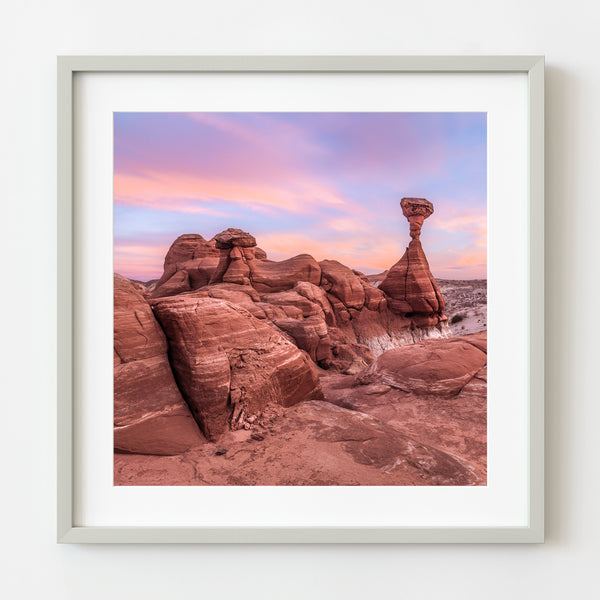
58,55,544,543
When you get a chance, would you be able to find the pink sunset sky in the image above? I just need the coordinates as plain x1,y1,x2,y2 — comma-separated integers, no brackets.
114,112,486,281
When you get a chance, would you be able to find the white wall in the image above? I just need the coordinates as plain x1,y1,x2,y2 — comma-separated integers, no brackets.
1,1,598,598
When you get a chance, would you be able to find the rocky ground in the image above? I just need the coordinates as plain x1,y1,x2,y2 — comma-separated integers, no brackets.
438,279,487,335
116,331,487,486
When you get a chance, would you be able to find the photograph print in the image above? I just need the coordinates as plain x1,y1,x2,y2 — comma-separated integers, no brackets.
113,112,487,486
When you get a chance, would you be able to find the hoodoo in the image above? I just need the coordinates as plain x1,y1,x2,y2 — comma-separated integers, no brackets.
379,198,449,331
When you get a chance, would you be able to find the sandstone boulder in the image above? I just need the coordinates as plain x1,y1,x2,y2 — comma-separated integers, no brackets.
113,274,204,455
320,334,488,483
212,227,257,248
115,273,168,362
154,233,219,290
201,282,260,304
357,334,487,396
361,281,387,311
151,296,324,440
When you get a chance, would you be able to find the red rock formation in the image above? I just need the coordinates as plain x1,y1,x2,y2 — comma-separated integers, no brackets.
177,256,220,289
113,274,204,455
260,289,324,318
153,229,321,297
357,332,487,396
319,259,366,310
272,315,332,363
149,219,450,375
326,329,375,375
380,239,446,315
154,233,219,295
379,198,448,331
151,295,324,440
213,227,257,248
294,281,336,326
153,269,192,297
250,254,322,292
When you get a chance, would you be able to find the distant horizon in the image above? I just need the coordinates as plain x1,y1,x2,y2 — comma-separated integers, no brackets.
114,112,487,280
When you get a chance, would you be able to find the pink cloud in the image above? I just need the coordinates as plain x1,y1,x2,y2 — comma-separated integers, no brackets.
114,170,349,215
257,231,408,274
114,242,169,279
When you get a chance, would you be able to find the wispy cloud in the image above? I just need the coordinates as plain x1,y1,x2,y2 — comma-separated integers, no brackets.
114,112,486,280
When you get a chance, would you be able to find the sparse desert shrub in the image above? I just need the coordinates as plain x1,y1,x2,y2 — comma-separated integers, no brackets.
451,314,465,324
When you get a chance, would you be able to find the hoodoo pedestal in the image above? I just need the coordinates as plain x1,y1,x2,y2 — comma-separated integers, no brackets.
379,198,449,331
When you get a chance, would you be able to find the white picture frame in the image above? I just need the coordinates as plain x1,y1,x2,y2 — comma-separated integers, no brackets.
57,55,544,543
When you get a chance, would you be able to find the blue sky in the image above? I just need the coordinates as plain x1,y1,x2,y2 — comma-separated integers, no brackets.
114,112,487,280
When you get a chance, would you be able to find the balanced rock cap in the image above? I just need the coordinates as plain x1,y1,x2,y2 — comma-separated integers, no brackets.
400,197,434,240
213,228,257,249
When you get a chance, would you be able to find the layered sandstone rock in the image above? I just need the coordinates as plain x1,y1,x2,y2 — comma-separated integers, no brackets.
113,274,204,455
399,197,434,240
379,239,446,317
152,228,318,297
319,259,366,310
273,315,332,363
379,197,449,331
213,227,257,248
321,331,488,482
357,332,487,396
115,332,488,486
250,254,321,292
154,233,220,295
151,295,324,440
